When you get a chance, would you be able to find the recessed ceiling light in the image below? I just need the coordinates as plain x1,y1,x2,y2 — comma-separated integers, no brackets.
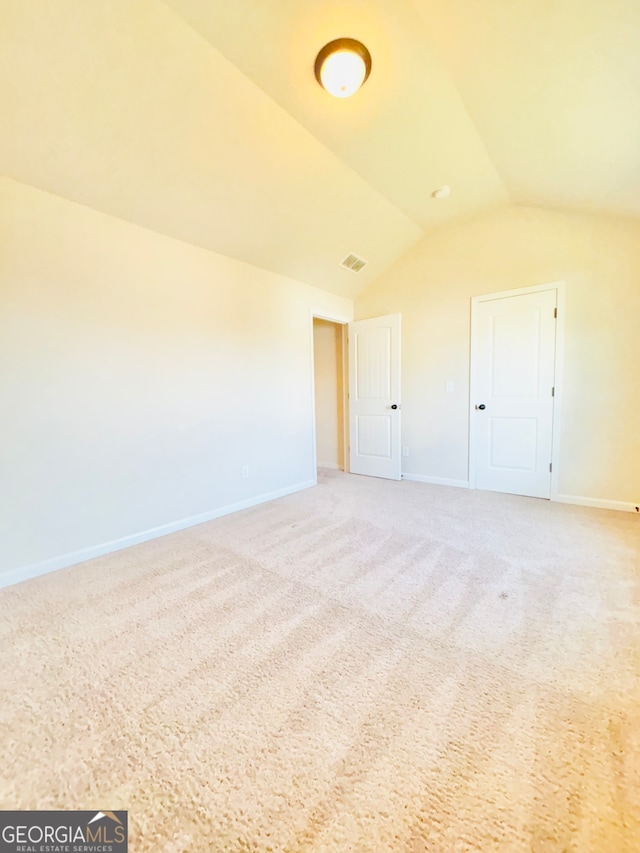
315,38,372,98
432,186,451,199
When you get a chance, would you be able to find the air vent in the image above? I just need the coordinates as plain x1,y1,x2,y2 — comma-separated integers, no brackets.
340,253,367,273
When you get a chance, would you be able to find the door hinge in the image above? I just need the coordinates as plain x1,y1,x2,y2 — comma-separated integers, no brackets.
551,386,555,397
549,462,553,473
554,307,557,319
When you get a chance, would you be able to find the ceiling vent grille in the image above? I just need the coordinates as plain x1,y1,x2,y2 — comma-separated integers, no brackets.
340,253,367,273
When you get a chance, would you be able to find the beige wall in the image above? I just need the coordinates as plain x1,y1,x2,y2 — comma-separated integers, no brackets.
356,204,640,506
0,177,352,582
313,319,344,469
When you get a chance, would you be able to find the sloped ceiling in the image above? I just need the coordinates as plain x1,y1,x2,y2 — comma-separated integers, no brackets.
413,0,640,219
0,0,637,298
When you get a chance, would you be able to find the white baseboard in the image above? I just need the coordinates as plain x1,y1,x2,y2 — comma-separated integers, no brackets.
1,479,316,590
554,493,639,513
401,477,636,512
402,473,470,489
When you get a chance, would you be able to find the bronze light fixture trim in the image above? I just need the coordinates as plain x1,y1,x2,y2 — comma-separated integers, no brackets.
314,38,372,98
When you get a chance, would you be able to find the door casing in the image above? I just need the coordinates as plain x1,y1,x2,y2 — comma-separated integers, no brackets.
310,310,350,484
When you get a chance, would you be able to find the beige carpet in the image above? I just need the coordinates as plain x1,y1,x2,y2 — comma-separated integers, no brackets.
2,470,639,852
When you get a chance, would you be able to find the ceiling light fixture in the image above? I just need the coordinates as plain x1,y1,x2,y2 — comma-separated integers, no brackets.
315,38,372,98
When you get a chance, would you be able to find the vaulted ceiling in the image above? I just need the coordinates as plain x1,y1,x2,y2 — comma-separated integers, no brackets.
1,0,638,298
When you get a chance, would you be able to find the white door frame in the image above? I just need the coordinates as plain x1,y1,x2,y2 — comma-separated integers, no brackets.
468,281,565,499
309,309,350,485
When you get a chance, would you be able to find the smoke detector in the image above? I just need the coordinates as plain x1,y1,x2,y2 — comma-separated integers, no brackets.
340,252,367,273
431,185,451,199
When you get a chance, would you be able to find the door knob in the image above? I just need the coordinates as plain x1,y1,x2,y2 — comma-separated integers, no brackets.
391,404,399,410
475,404,486,410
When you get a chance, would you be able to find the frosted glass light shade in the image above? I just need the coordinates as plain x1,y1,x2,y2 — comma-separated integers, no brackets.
320,50,366,98
315,39,372,98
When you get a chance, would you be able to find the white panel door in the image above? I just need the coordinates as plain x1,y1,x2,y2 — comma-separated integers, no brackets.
348,314,401,480
472,289,557,498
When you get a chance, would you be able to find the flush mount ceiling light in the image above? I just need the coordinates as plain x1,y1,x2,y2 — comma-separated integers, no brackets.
315,38,372,98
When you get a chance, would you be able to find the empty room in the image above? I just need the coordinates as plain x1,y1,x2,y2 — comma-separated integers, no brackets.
1,1,639,851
